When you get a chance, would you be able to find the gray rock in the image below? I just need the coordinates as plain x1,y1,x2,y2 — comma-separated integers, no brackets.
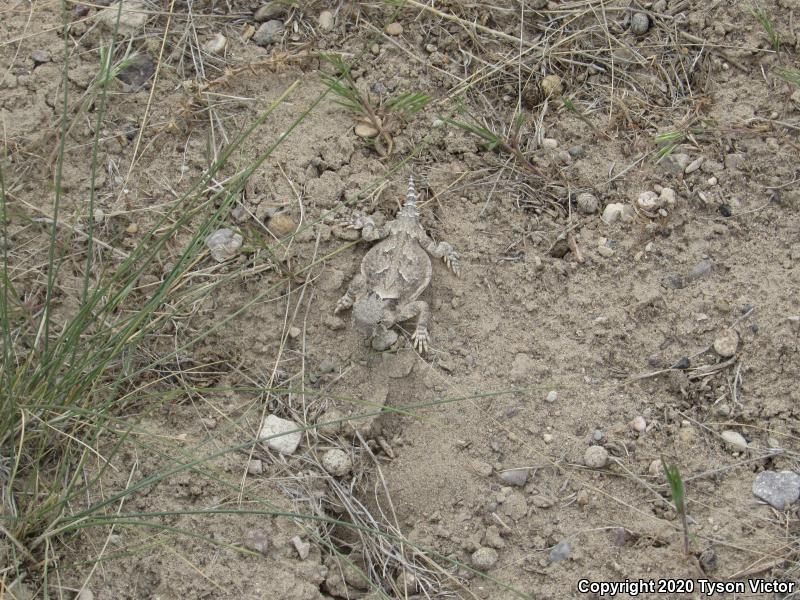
545,390,558,403
499,468,528,487
584,445,609,468
661,152,690,174
259,414,302,454
630,12,650,35
318,10,334,31
549,539,572,562
471,546,498,569
292,535,311,559
653,0,667,12
204,228,242,262
724,153,746,171
98,1,148,35
684,156,704,174
576,192,599,214
253,20,284,45
244,529,270,555
247,459,263,475
322,449,352,476
721,430,748,452
753,471,800,510
713,329,739,358
254,2,289,21
568,145,585,158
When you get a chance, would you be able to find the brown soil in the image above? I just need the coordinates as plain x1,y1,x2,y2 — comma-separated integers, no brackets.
2,0,800,598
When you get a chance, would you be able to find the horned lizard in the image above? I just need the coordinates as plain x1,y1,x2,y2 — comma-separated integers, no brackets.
334,176,459,353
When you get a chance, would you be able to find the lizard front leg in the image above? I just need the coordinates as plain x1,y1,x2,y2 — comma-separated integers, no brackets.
350,215,388,243
397,300,431,353
422,237,460,276
334,273,366,314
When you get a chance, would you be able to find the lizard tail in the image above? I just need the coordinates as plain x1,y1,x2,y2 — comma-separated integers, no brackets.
406,175,417,207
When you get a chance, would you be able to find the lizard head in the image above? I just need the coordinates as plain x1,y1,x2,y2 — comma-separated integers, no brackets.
352,292,393,335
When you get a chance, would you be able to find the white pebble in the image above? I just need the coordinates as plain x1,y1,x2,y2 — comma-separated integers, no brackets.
259,415,302,455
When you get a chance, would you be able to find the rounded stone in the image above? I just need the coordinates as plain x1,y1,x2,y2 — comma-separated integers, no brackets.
630,416,646,433
630,12,650,35
540,74,563,96
721,430,748,452
753,471,800,510
471,546,498,570
322,448,352,476
584,445,609,469
385,22,403,36
713,329,739,357
318,10,334,31
576,192,599,214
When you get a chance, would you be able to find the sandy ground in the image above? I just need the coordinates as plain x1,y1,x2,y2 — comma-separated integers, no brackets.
2,0,800,598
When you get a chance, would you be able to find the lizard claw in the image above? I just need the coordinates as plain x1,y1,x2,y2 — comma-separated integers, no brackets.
412,327,430,354
444,252,460,276
348,214,375,230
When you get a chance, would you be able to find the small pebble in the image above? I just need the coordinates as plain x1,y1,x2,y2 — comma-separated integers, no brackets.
584,445,609,469
541,137,558,150
576,192,599,214
385,22,403,36
636,191,660,211
253,20,283,46
601,202,634,224
76,590,94,600
268,212,297,237
354,122,379,138
630,416,646,433
718,203,732,217
721,430,748,452
713,329,739,358
753,471,800,510
93,207,106,223
254,2,286,21
371,328,398,351
540,74,563,96
568,145,585,158
546,390,558,403
659,187,676,205
630,12,650,35
259,414,302,455
557,150,572,165
648,459,662,477
543,433,553,444
203,33,227,54
204,228,242,262
471,547,498,569
662,152,690,174
288,326,301,339
576,489,590,506
322,449,352,476
247,459,263,475
126,222,138,234
549,539,572,563
707,176,718,185
499,468,528,487
684,156,704,174
370,43,380,55
244,529,270,555
318,10,334,32
292,536,311,560
653,0,667,12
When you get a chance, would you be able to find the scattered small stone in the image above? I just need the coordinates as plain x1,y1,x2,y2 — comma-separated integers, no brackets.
324,315,346,331
322,449,352,477
244,529,270,555
543,433,553,444
540,74,563,96
718,203,732,217
661,152,690,174
788,316,800,333
203,33,227,54
653,0,667,12
541,137,559,150
471,547,498,570
259,414,302,455
576,489,590,506
672,356,690,370
721,430,748,452
254,2,288,21
354,122,380,138
247,459,263,475
126,222,139,234
531,494,555,508
509,352,535,383
99,1,148,35
630,12,650,35
549,539,572,563
630,416,646,433
708,176,718,185
371,328,398,351
753,471,800,510
699,548,717,573
385,22,403,36
684,156,704,174
568,145,585,159
31,50,50,65
557,150,572,165
267,212,297,237
292,535,311,560
93,207,106,223
593,430,604,443
724,153,746,171
584,445,609,469
713,329,739,358
648,459,662,477
370,43,380,55
702,159,724,173
253,20,284,45
545,390,558,403
318,10,334,31
576,192,599,214
499,468,528,487
659,187,676,205
287,326,301,339
601,202,635,224
636,190,661,211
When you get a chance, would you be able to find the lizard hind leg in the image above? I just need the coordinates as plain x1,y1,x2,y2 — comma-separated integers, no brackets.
423,239,460,276
397,300,431,353
335,274,367,314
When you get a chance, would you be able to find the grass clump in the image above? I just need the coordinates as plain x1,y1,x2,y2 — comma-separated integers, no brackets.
661,456,690,556
750,5,780,51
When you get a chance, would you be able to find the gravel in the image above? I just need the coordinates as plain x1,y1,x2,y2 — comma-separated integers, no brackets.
753,471,800,510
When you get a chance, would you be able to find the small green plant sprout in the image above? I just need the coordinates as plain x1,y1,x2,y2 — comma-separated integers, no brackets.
661,455,690,556
750,4,780,51
653,130,686,162
320,54,430,156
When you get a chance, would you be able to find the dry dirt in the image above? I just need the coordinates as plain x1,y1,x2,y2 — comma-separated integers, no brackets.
2,0,800,598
